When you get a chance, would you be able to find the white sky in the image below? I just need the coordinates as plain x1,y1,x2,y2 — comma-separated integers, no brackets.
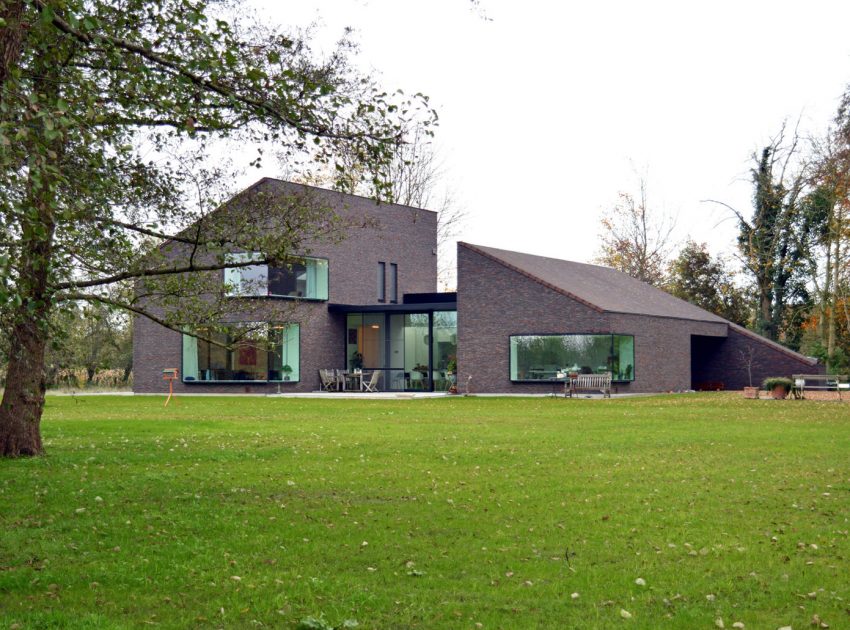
246,0,850,266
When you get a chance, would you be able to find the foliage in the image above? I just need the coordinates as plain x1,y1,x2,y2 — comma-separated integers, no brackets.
761,376,794,391
667,240,751,325
2,394,849,628
802,117,850,371
349,351,364,370
43,300,132,386
595,177,676,286
0,0,434,455
734,126,816,345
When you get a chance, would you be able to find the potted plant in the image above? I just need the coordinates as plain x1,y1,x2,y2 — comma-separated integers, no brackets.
350,351,363,371
763,376,793,400
281,365,293,381
446,358,458,394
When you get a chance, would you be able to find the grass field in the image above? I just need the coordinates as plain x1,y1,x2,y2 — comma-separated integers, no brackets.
1,394,849,629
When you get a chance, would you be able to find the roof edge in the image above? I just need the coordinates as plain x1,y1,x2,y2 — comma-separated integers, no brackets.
728,323,819,366
459,242,606,313
257,177,439,215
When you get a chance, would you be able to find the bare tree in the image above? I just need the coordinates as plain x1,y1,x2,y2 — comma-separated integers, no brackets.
286,123,466,290
595,176,676,286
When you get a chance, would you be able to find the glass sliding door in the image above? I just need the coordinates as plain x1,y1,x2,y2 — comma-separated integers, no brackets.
344,310,457,392
432,311,457,391
388,314,406,391
404,313,430,390
346,314,386,370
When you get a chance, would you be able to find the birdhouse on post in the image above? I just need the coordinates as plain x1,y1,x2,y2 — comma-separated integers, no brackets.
162,368,179,406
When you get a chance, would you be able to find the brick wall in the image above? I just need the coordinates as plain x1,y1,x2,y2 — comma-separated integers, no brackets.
457,244,612,394
692,326,823,390
457,244,730,394
133,180,438,393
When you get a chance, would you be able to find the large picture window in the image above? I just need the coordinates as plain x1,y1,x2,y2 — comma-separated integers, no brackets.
182,323,299,383
224,253,328,300
509,334,635,382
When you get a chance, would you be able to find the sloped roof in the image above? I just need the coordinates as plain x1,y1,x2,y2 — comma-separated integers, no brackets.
461,242,818,366
461,242,728,323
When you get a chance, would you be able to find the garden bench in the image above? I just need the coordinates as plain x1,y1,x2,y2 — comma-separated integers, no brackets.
568,372,612,398
791,374,849,400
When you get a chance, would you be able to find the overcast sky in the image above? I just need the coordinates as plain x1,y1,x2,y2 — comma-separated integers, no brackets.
246,0,850,267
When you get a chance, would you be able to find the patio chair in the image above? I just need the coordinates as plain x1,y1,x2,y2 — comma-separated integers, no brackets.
318,369,338,392
409,370,425,390
361,371,381,393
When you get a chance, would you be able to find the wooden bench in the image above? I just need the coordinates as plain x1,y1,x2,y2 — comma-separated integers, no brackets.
568,372,612,398
792,374,849,400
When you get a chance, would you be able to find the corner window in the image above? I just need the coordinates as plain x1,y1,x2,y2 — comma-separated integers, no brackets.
509,334,635,382
377,261,386,302
225,254,328,300
182,323,300,383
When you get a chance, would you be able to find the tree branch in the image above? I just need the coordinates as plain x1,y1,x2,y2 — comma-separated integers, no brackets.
34,0,391,143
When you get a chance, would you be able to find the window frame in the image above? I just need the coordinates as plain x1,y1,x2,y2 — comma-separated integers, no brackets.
507,332,636,384
377,261,386,303
181,323,301,384
224,253,329,301
389,263,398,304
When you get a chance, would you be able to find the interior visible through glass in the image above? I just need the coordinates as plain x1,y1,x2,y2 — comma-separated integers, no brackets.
509,334,635,381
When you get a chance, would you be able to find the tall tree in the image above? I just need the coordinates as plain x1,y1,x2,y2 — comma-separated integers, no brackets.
0,0,433,456
736,131,814,344
595,177,676,286
709,125,815,345
804,102,850,371
667,240,751,325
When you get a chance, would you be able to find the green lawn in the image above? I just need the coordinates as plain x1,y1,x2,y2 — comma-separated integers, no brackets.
1,394,849,629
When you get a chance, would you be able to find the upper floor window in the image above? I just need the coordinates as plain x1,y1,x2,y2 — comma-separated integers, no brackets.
377,261,386,302
225,253,328,300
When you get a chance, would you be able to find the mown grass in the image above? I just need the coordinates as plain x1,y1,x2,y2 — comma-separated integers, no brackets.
1,394,849,629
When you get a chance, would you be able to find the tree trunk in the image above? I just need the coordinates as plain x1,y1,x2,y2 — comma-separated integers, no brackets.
0,43,61,457
0,319,47,456
827,227,840,371
0,1,25,97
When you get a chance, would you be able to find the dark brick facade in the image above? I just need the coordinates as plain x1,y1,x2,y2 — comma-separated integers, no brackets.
692,326,823,390
133,180,438,393
456,243,820,393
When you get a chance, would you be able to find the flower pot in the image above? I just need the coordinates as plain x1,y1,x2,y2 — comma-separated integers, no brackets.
771,385,788,400
743,386,759,399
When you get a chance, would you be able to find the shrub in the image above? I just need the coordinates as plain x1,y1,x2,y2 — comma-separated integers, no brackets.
762,376,793,392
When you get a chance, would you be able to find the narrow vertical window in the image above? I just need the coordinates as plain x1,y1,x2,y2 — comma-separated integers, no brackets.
389,263,398,303
377,262,386,302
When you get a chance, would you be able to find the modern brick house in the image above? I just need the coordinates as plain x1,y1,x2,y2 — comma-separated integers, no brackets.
455,243,820,393
133,179,821,394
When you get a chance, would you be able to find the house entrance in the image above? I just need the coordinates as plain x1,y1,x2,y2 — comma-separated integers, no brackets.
345,311,457,392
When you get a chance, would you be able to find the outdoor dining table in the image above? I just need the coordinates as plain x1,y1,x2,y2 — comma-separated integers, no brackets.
339,370,369,391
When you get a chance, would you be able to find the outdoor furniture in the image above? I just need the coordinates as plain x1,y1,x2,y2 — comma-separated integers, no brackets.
568,371,612,398
792,374,849,399
338,369,362,392
318,369,339,392
409,370,426,390
361,370,380,392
